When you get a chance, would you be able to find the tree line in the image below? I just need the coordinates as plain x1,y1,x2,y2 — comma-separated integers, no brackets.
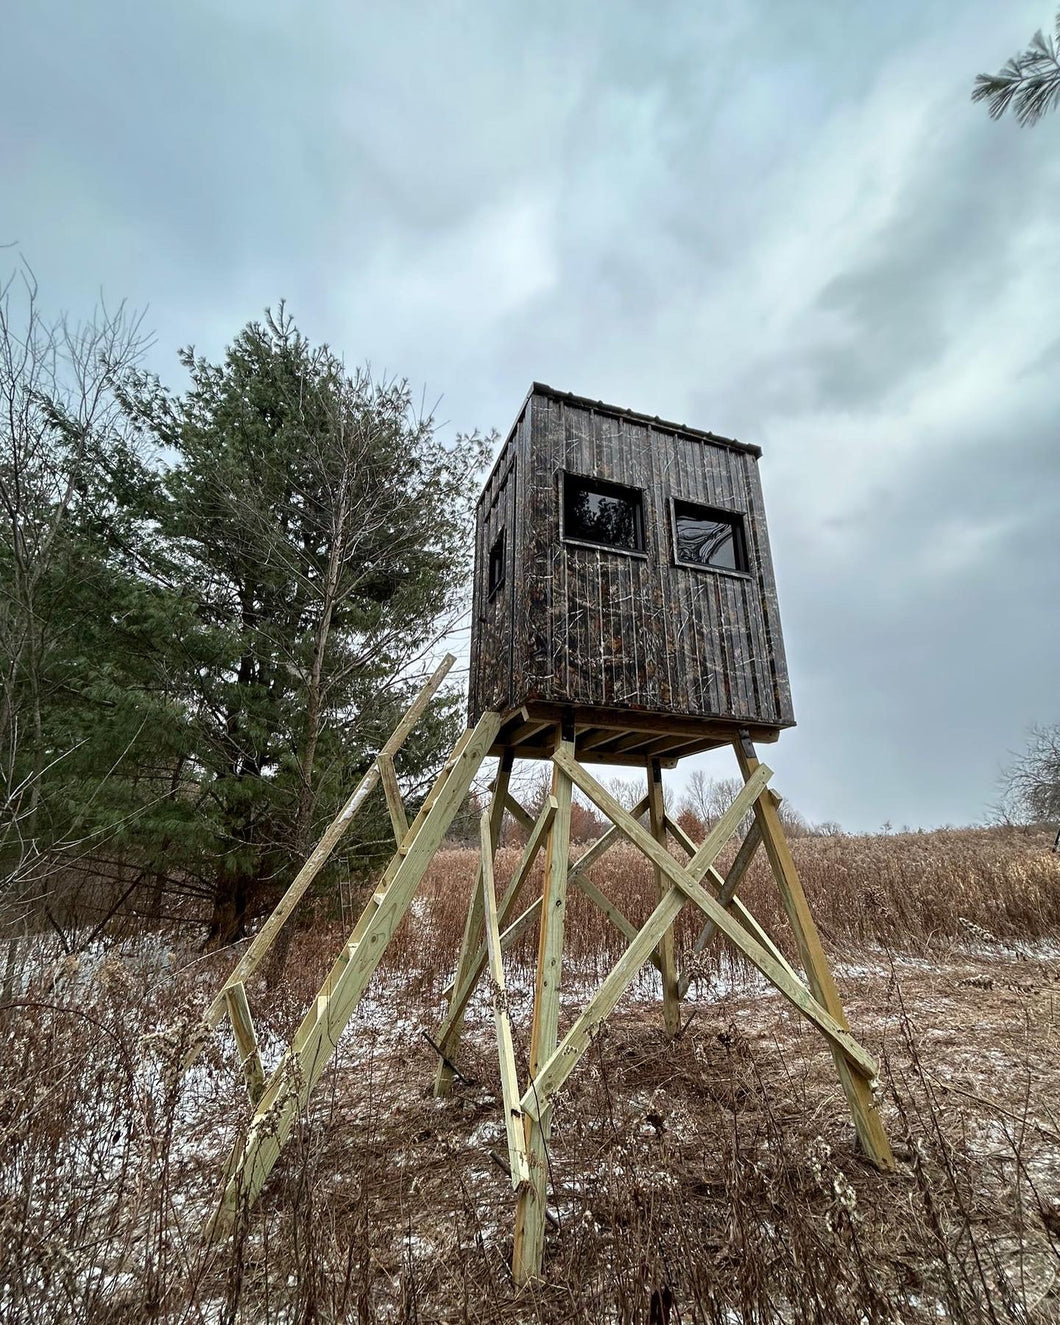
0,267,489,947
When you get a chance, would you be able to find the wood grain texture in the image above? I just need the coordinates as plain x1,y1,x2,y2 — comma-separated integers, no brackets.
468,385,795,734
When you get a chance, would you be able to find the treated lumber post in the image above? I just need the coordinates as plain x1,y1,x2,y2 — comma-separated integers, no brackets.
224,982,265,1105
376,752,408,848
677,820,762,998
512,729,574,1284
666,814,798,988
208,711,501,1235
187,654,455,1070
479,811,530,1188
648,761,681,1036
437,796,556,1009
733,733,894,1172
433,749,514,1097
553,750,878,1079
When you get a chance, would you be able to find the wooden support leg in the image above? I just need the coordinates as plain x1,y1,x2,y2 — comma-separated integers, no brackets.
676,820,761,999
433,750,515,1098
185,654,456,1072
733,734,895,1172
224,982,265,1105
512,731,574,1284
647,761,681,1036
479,811,530,1188
554,750,878,1078
207,712,501,1236
437,795,556,1010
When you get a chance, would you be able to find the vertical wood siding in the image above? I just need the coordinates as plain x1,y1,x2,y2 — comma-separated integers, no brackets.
469,387,795,730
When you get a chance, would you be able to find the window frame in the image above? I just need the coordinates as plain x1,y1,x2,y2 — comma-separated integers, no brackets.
560,470,648,559
669,496,751,578
486,527,507,599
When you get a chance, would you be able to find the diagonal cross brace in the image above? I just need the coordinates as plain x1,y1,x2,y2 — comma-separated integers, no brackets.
207,710,501,1235
186,654,456,1072
519,752,878,1119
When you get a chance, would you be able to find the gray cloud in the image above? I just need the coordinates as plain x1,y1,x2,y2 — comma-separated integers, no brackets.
3,0,1056,828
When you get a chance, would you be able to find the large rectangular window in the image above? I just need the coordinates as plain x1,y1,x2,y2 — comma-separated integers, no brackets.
672,499,748,573
563,473,645,553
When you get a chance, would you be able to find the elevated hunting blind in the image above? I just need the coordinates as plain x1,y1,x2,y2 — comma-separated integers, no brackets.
471,384,795,764
191,384,893,1287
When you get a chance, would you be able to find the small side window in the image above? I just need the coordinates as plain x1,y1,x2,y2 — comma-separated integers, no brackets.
673,500,748,573
487,529,506,597
563,473,645,553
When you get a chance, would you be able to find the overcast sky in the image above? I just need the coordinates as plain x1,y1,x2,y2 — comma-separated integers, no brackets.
4,1,1058,830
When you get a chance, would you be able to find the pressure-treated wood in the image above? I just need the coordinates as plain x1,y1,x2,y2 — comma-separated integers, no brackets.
648,761,681,1036
208,711,501,1235
553,751,878,1080
224,982,264,1105
436,795,556,1029
433,751,514,1098
666,813,797,985
677,819,761,998
185,655,455,1072
377,752,408,847
289,727,478,1058
734,737,895,1171
569,871,664,975
511,734,574,1283
479,811,530,1188
521,886,687,1116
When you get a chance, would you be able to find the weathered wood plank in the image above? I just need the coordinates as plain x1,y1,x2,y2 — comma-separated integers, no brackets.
468,386,796,734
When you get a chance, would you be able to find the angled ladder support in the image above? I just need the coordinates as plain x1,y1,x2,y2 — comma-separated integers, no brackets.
479,811,530,1189
734,733,895,1171
195,712,892,1278
206,709,501,1237
184,655,456,1075
432,750,515,1097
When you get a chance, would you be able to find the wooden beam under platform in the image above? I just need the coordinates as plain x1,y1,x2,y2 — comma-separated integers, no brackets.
489,703,783,766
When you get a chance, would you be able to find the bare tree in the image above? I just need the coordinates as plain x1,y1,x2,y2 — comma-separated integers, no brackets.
0,262,149,889
973,13,1060,125
997,724,1060,829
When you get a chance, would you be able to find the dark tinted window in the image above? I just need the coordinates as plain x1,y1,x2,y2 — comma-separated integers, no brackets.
673,500,748,572
563,474,644,552
488,529,506,596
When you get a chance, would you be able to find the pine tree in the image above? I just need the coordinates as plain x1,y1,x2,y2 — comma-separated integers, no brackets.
119,308,488,943
973,13,1060,125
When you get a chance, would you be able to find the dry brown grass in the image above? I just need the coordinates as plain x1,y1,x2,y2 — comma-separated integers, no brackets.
409,823,1060,993
1,823,1058,1322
